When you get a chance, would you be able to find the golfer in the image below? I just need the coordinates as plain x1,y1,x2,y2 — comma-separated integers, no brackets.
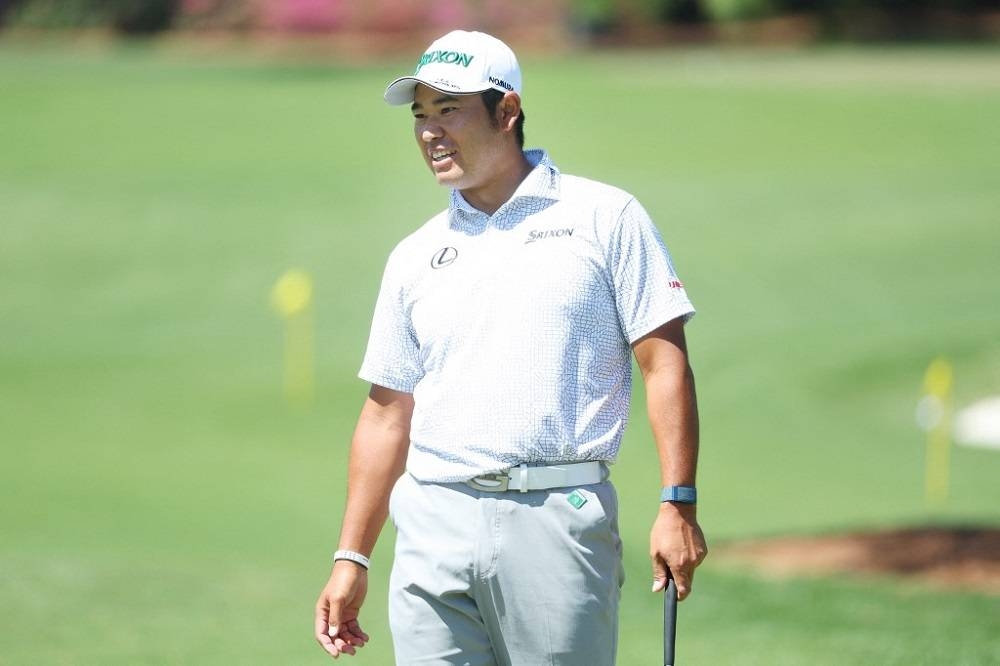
314,29,707,664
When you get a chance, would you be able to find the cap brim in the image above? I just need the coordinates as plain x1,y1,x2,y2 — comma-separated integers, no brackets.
383,77,420,105
383,76,493,106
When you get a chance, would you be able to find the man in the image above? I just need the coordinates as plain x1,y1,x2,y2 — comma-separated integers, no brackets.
314,30,706,664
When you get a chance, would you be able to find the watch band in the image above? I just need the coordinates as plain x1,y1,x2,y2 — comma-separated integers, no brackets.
660,485,697,504
333,549,370,569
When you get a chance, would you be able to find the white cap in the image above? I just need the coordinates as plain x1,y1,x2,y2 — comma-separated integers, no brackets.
384,30,521,106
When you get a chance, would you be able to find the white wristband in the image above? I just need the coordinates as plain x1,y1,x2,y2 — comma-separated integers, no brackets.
333,549,370,569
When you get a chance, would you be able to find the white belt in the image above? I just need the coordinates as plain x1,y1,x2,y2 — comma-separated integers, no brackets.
466,461,606,493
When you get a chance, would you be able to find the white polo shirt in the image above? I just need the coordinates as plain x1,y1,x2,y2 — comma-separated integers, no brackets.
360,150,694,482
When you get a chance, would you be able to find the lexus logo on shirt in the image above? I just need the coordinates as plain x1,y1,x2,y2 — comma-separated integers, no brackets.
431,247,458,269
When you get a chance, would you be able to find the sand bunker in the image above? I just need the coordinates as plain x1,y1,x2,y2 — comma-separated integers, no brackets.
714,526,1000,594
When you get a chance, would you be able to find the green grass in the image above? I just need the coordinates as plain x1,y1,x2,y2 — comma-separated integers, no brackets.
2,41,999,664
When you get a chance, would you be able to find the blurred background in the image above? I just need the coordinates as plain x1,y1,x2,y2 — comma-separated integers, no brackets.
2,1,999,664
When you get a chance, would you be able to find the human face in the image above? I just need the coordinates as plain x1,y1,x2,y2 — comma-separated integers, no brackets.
411,84,508,196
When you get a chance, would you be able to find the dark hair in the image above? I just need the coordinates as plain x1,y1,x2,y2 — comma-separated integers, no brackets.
481,88,525,149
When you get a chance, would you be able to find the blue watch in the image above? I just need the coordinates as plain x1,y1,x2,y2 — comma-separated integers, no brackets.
660,486,697,504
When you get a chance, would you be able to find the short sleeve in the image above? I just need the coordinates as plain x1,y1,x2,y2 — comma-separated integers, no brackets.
609,198,695,343
358,250,423,393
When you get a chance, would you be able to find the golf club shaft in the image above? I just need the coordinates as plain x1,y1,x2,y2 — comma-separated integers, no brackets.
664,578,677,666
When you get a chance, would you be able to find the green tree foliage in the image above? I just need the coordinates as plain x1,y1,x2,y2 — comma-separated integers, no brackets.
5,0,178,33
111,0,179,33
702,0,777,20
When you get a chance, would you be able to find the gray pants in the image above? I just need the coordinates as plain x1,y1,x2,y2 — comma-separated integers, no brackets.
388,472,624,665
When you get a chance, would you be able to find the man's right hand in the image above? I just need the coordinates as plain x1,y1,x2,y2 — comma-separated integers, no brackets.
315,385,412,657
314,561,371,658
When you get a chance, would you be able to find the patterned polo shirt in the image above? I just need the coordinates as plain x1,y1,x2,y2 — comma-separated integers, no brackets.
359,149,694,482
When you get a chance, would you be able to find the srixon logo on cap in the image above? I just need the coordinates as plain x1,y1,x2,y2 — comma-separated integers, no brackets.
415,50,475,73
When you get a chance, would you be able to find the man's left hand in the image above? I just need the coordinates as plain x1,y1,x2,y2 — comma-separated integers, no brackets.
650,502,707,601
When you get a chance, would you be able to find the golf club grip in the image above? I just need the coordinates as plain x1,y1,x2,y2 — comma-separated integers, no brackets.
663,578,678,666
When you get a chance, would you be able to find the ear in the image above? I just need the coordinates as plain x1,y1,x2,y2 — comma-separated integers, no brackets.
497,92,522,133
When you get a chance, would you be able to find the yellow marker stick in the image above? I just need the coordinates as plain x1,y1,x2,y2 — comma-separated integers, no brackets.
920,358,953,506
271,269,315,408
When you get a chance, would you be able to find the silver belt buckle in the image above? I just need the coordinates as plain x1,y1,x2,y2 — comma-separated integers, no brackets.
467,472,510,492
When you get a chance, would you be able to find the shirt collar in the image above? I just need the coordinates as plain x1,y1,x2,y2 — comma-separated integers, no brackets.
449,149,560,230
